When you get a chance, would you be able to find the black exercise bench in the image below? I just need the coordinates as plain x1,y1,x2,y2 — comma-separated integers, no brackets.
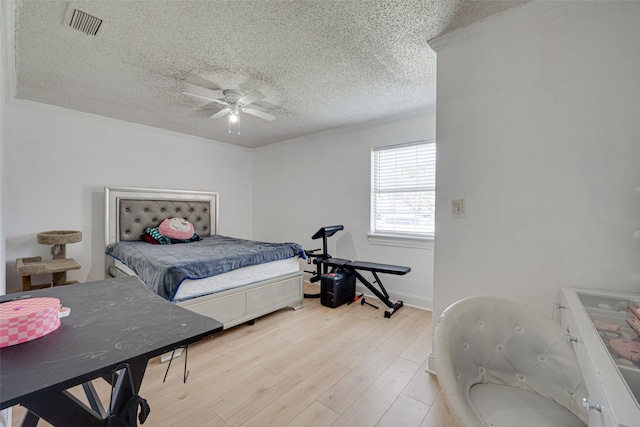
323,257,410,318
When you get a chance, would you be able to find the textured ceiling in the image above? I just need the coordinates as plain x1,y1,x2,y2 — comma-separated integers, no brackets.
12,0,527,148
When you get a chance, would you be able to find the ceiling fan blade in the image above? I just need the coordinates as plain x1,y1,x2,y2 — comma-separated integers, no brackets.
210,108,230,119
242,107,276,121
238,90,265,106
183,92,228,106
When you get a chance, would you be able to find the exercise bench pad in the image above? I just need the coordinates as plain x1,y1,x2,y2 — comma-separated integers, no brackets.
323,258,410,276
346,261,410,275
322,258,352,268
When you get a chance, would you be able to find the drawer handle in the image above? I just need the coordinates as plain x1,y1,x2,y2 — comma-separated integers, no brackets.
582,398,602,412
556,303,566,309
566,335,578,342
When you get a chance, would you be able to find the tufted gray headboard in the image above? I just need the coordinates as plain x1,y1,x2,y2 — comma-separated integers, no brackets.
105,187,218,245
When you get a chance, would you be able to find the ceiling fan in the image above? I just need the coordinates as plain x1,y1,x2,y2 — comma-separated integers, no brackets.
183,89,276,122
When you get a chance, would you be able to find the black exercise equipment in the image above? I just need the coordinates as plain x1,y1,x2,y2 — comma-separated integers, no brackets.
323,258,409,318
304,225,344,283
360,297,378,310
348,293,363,305
304,225,411,318
303,225,344,298
320,271,355,308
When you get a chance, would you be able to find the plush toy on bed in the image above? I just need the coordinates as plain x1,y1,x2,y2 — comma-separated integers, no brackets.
142,218,200,244
159,218,194,239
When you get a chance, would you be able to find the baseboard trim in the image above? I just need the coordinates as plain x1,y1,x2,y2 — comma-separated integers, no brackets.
355,284,433,311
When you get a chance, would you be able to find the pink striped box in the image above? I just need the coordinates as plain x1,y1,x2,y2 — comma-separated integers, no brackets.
0,297,61,348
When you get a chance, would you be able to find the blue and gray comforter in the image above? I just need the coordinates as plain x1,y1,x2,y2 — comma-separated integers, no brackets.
106,235,304,301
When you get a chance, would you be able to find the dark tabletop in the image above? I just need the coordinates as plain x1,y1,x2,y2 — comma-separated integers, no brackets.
0,276,222,409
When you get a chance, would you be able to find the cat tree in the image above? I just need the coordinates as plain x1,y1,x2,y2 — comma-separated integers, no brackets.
16,230,82,291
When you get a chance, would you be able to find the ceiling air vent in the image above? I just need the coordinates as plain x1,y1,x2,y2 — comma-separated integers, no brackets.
65,9,102,36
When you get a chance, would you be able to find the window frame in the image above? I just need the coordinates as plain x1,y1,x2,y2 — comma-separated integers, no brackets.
369,140,435,249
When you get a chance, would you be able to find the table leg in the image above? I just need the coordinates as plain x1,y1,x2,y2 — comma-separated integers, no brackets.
21,390,114,427
99,358,148,424
21,358,149,427
20,410,39,427
83,382,106,418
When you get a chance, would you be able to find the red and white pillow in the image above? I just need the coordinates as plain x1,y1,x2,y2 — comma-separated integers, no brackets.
158,218,195,240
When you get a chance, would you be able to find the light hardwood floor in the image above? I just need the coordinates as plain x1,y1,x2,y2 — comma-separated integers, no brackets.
12,283,459,426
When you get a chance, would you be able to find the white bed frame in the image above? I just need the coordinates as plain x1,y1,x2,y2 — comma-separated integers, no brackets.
104,186,303,330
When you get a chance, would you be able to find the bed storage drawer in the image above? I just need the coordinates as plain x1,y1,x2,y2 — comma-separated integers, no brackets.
178,273,303,329
185,292,247,324
246,274,302,313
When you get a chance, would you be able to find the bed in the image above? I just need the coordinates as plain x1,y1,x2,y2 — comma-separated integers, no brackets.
104,186,304,329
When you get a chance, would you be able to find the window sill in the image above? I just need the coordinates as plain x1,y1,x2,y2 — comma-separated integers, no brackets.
367,233,434,250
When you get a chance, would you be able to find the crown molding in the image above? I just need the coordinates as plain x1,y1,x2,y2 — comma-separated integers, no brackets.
428,1,576,53
7,97,252,152
256,105,436,151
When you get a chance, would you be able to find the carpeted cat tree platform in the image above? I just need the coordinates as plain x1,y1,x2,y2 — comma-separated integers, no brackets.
16,230,82,291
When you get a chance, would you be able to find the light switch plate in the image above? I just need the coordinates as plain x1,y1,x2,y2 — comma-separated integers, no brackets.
451,199,465,218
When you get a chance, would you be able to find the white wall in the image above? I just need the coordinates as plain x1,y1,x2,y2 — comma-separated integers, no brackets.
253,109,436,309
431,1,640,324
4,101,254,293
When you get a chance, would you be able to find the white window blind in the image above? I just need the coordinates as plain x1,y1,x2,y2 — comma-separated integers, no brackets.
371,141,436,238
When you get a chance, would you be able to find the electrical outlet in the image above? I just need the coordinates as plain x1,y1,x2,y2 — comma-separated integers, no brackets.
451,199,465,218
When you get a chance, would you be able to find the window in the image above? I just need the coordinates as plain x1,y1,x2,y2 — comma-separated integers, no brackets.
371,141,435,243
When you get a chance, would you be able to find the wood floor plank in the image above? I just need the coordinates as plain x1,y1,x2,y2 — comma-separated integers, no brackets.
402,366,442,407
241,360,349,426
401,314,433,364
259,312,365,376
377,394,430,427
421,391,460,427
317,315,428,414
215,355,340,425
286,401,340,427
331,356,421,426
153,359,276,419
330,311,406,369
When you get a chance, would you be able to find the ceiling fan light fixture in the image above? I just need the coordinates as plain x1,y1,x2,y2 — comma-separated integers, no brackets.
183,89,275,134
